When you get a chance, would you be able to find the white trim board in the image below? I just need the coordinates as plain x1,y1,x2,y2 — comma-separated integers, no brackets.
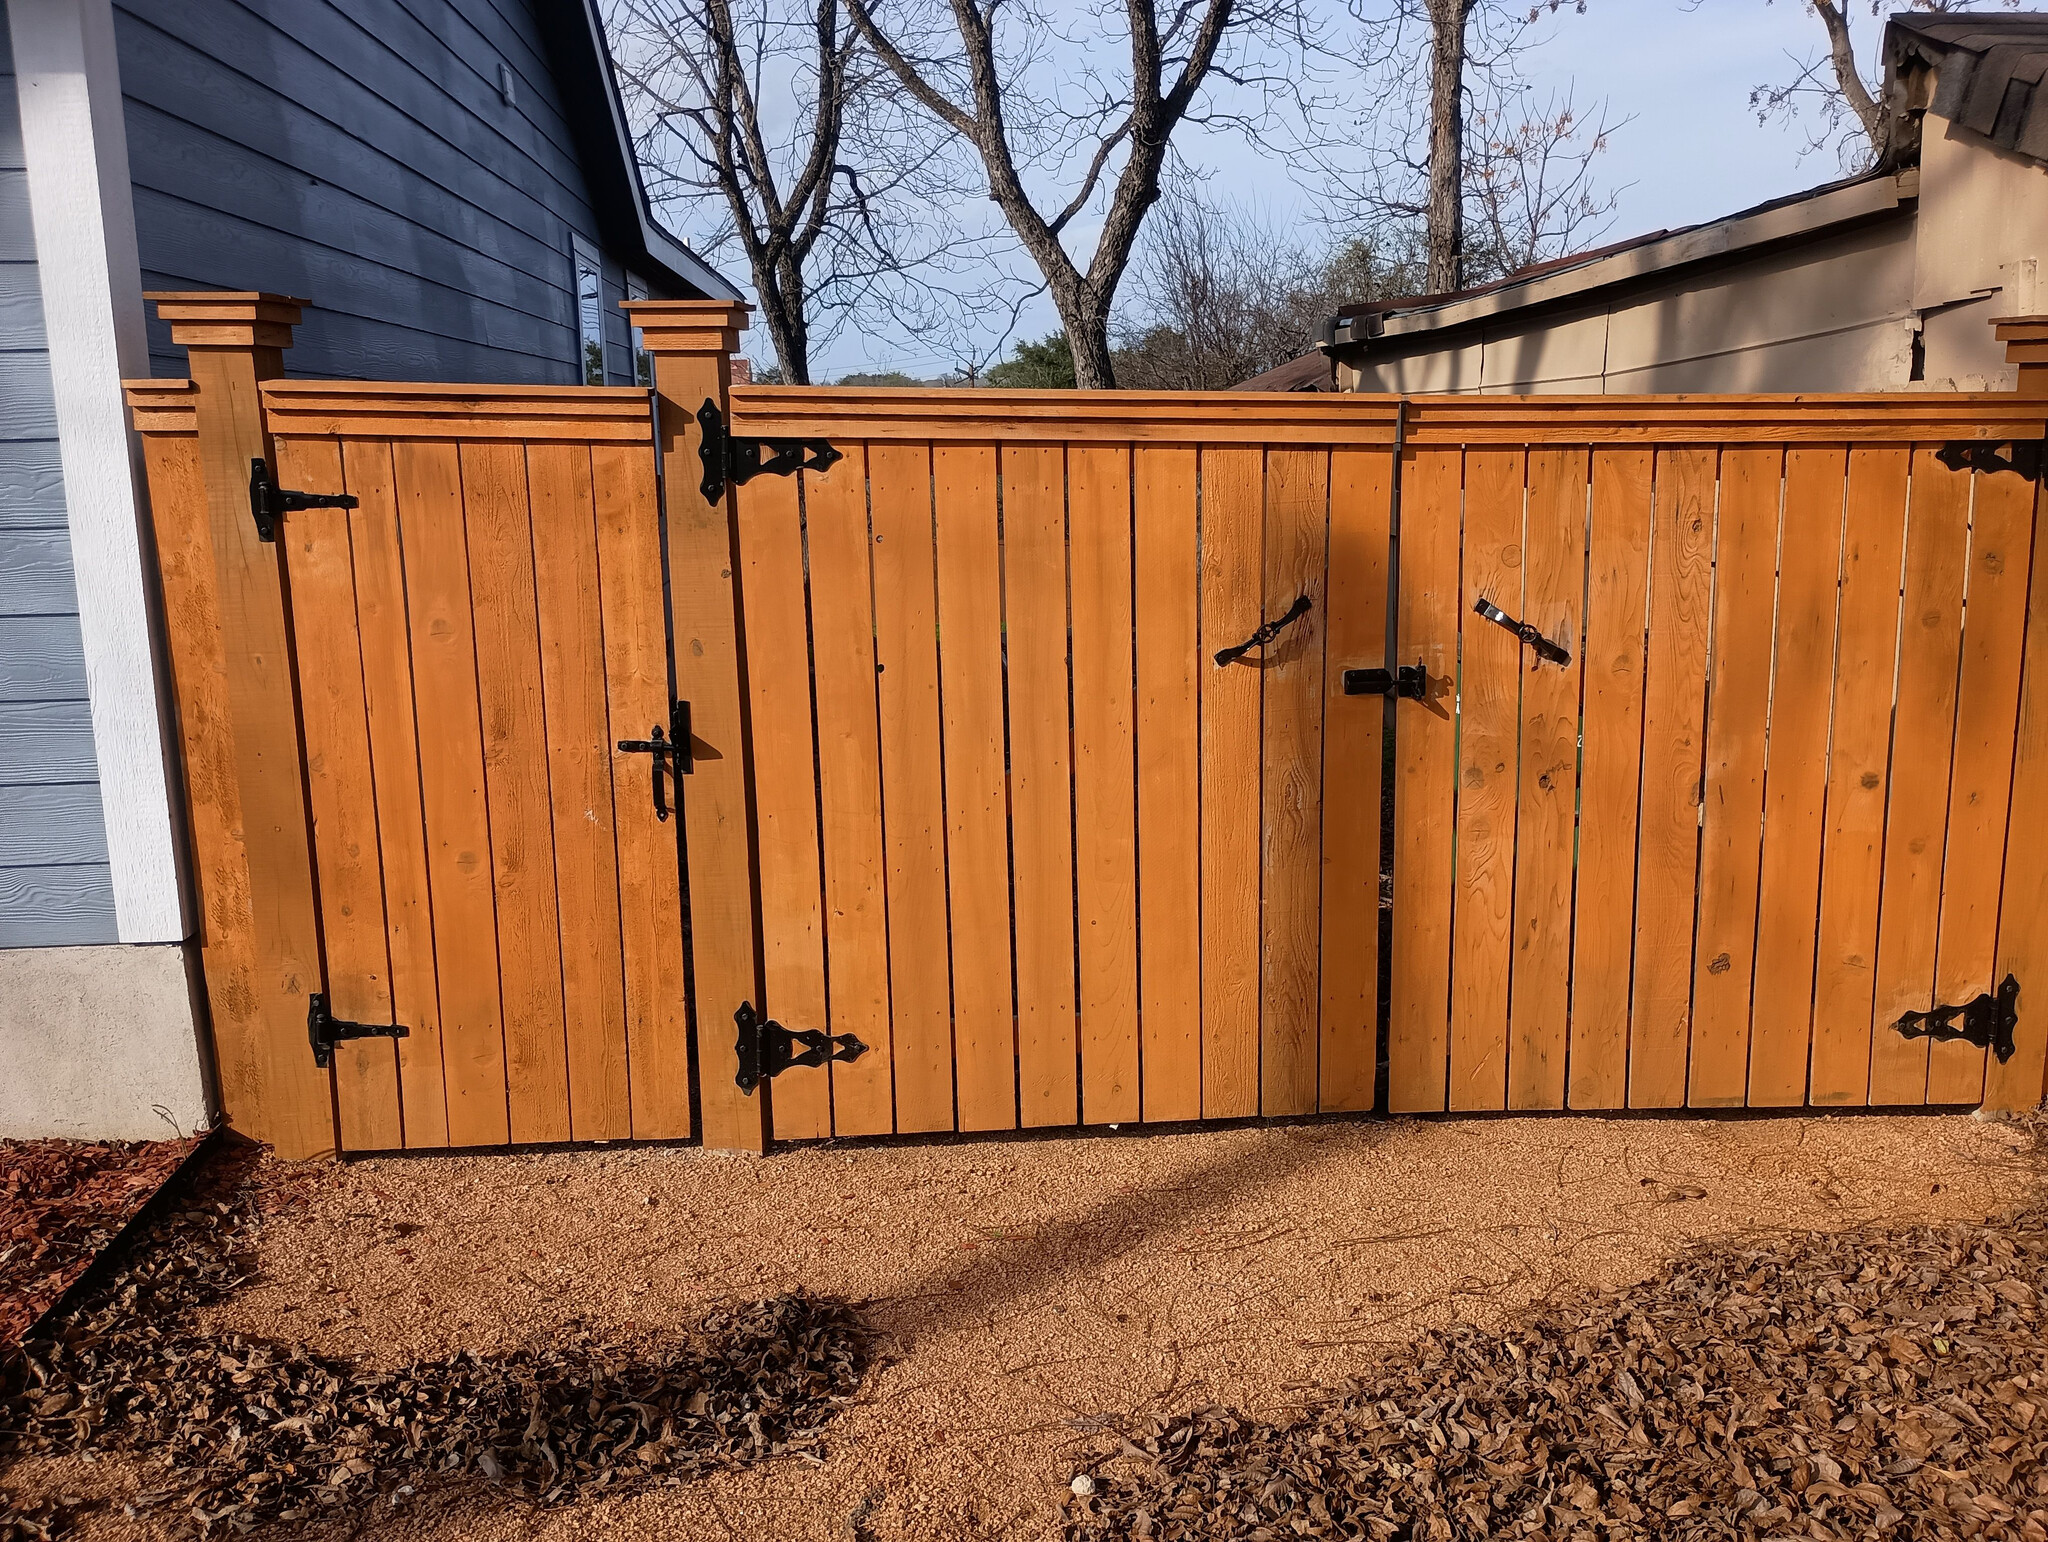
9,0,187,943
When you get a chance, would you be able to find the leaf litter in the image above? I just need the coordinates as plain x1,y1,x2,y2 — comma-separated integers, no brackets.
1066,1205,2048,1540
0,1147,872,1538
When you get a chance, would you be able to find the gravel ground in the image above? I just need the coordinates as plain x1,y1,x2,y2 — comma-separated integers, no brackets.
5,1111,2038,1540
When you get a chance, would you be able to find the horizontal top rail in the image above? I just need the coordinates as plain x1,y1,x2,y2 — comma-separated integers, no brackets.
730,386,2048,446
256,381,655,441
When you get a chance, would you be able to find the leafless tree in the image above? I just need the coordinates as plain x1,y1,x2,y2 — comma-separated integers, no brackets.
1750,0,2020,172
840,0,1342,388
1464,88,1622,278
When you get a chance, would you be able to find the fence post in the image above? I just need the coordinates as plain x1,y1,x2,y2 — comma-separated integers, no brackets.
622,299,770,1154
130,292,334,1159
1994,316,2048,397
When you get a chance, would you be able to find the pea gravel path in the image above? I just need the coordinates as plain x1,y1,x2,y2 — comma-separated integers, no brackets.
6,1112,2037,1540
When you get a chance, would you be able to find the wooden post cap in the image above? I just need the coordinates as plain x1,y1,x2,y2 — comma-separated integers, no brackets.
1991,316,2048,394
145,291,305,350
621,299,751,355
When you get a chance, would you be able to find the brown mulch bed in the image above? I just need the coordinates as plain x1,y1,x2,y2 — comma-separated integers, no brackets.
0,1147,873,1539
1065,1208,2048,1540
1,1138,203,1353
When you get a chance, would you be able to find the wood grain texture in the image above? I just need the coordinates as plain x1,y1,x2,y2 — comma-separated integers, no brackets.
1316,448,1391,1113
1927,464,2035,1105
1134,447,1201,1122
804,447,895,1136
341,437,448,1147
1568,450,1652,1109
1005,444,1079,1127
1868,448,1970,1106
735,468,831,1140
933,443,1016,1132
1260,449,1329,1117
527,443,630,1142
1747,447,1847,1107
1809,448,1910,1106
869,441,954,1133
1629,448,1716,1109
1449,448,1522,1112
1198,446,1263,1119
1688,447,1780,1109
1507,448,1585,1111
463,441,570,1144
1388,447,1461,1113
1070,445,1139,1124
274,434,401,1152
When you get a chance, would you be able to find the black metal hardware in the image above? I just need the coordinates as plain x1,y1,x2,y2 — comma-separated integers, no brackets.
1214,594,1312,667
1472,598,1571,666
1893,974,2020,1064
308,992,409,1070
1936,440,2043,479
696,399,841,504
249,457,358,543
1344,661,1428,699
733,1001,869,1095
617,700,690,822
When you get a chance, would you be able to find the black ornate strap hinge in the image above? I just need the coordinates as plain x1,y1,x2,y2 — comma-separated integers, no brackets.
1935,441,2044,479
733,1001,868,1095
617,700,690,822
1214,594,1312,667
696,399,841,504
249,457,357,542
1473,597,1571,666
1893,974,2020,1064
308,992,409,1070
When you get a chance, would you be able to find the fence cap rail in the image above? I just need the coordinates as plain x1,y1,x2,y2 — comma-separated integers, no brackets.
258,380,655,441
729,385,2048,446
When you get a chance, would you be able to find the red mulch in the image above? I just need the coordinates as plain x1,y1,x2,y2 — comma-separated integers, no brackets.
0,1137,202,1351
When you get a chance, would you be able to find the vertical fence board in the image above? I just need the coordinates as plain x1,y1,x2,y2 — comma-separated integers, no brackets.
1747,447,1847,1107
1689,446,1781,1108
463,441,570,1144
1198,446,1263,1119
1568,449,1652,1110
870,442,954,1132
1005,444,1080,1127
934,444,1017,1132
1630,447,1716,1108
526,443,631,1142
1318,447,1392,1113
1985,476,2048,1112
277,435,401,1151
1929,465,2035,1104
804,449,896,1136
592,441,689,1140
737,469,833,1139
1810,447,1910,1104
396,440,510,1146
1389,446,1461,1113
1870,448,1971,1105
1134,446,1202,1122
1508,447,1585,1111
1450,448,1522,1111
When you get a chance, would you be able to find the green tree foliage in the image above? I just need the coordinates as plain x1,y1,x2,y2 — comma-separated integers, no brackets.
985,332,1078,389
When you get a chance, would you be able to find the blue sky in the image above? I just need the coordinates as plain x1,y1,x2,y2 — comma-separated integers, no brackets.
789,0,1864,378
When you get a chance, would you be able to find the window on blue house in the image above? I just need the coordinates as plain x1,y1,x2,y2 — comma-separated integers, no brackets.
574,235,606,385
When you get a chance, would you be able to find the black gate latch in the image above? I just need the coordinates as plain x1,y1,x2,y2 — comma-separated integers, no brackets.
696,399,841,504
1344,661,1428,699
308,992,409,1070
617,700,690,822
733,1001,868,1095
1893,974,2020,1064
249,458,357,542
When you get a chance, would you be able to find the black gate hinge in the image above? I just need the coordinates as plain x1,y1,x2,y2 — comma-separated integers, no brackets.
733,1001,868,1095
696,399,841,504
1893,974,2020,1064
308,992,409,1070
250,457,358,542
617,700,690,822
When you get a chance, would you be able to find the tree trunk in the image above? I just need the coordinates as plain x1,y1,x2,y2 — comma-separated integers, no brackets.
1425,0,1470,295
1048,274,1117,389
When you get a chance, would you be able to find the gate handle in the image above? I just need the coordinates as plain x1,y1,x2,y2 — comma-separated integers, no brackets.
1214,594,1312,667
1473,598,1571,666
616,725,678,821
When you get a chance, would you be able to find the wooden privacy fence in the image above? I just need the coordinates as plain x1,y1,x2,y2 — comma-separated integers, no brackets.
124,295,2048,1157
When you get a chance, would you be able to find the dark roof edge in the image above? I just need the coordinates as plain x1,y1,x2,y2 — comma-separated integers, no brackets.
543,0,744,303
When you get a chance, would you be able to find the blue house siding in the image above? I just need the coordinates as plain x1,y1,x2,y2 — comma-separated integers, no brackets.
0,5,118,949
117,0,663,385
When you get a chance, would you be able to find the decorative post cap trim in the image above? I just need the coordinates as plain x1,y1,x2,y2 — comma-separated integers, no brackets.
145,291,305,349
621,299,751,355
